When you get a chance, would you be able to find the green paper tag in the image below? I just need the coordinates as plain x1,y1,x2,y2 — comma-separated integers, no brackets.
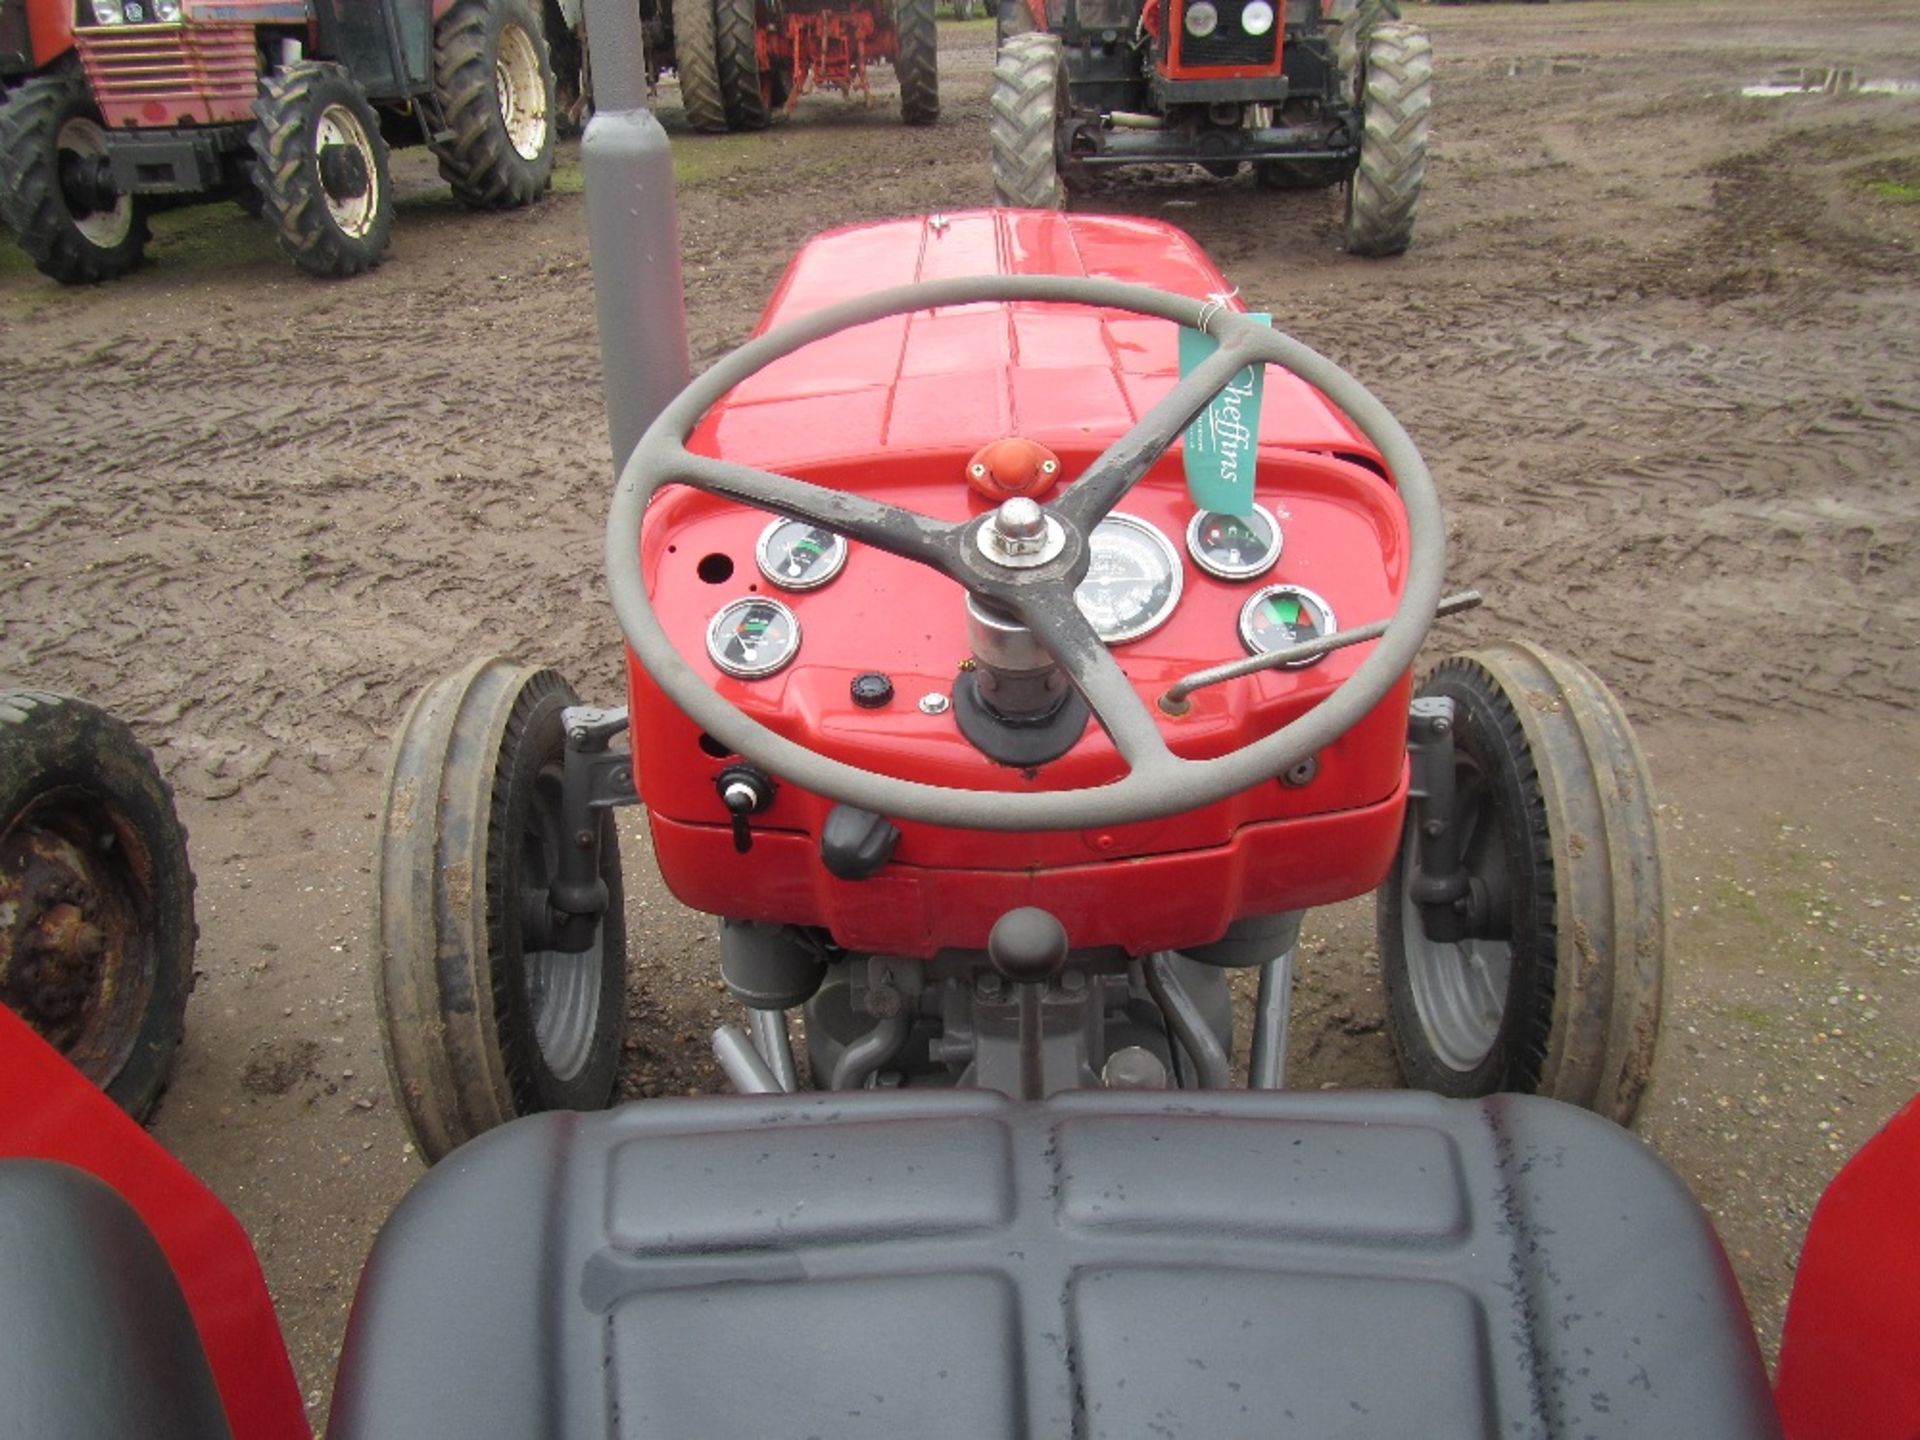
1179,312,1270,517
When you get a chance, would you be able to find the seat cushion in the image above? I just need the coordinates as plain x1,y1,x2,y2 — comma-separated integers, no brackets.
328,1090,1780,1440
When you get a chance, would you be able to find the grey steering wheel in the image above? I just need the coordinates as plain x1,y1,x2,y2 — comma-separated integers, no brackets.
606,275,1445,832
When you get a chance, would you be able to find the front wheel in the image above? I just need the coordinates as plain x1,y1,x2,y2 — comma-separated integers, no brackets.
0,691,195,1121
896,0,940,126
431,0,557,208
250,63,394,278
1345,21,1430,257
0,72,149,284
374,658,627,1163
1377,641,1665,1125
990,32,1066,207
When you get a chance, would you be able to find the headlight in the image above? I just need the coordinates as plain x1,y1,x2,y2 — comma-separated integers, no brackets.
153,0,182,18
1241,0,1274,35
1184,1,1218,38
88,0,126,23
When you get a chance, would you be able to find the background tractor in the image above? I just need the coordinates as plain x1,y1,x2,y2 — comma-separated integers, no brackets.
991,0,1429,255
655,0,939,132
0,0,561,282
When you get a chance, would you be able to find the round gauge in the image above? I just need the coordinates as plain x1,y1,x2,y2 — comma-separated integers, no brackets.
755,518,848,591
1074,513,1184,645
706,597,801,679
1186,504,1282,581
1238,584,1337,665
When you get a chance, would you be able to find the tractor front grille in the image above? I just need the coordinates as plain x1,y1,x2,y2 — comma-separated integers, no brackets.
1175,4,1278,69
77,24,261,129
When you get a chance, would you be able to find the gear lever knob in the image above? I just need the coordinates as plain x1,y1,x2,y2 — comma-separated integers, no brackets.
988,907,1069,987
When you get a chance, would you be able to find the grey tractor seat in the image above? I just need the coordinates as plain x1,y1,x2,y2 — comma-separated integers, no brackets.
327,1089,1781,1440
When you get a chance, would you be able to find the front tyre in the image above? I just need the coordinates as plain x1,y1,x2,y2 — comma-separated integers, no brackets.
1377,641,1665,1125
1344,21,1429,257
432,0,557,208
896,0,940,125
0,72,149,284
250,63,393,278
374,658,627,1163
990,32,1066,208
0,691,195,1121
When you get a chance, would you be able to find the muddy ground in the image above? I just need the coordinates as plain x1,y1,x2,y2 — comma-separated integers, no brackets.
3,0,1918,1424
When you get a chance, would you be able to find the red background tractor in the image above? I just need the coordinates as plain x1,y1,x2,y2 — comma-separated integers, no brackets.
0,0,558,281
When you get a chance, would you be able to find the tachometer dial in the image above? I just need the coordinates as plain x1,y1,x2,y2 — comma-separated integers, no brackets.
756,518,848,591
1074,513,1183,645
1186,504,1281,581
706,597,801,679
1238,584,1336,665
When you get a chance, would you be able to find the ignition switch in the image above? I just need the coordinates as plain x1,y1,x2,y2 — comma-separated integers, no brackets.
715,764,777,853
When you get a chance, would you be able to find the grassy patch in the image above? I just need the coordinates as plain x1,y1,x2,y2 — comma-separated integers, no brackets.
1864,178,1920,204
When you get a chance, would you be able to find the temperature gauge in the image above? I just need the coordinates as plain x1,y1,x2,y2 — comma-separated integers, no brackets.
1238,584,1336,665
1186,504,1281,581
1075,513,1183,644
756,518,848,591
706,597,801,679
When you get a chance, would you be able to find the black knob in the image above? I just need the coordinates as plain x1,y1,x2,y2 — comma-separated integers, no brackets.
850,672,895,709
987,907,1069,987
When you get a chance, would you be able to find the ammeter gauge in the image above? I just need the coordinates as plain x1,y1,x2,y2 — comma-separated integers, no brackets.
707,597,801,679
755,518,848,591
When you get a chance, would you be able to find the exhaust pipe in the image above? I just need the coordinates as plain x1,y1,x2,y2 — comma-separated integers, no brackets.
582,0,694,474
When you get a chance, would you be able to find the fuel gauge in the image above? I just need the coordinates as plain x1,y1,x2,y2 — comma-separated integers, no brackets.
1187,504,1281,581
756,518,848,591
707,597,801,679
1238,584,1336,665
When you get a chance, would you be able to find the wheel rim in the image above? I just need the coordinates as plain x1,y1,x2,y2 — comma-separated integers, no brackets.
1398,759,1513,1073
0,790,156,1087
519,766,601,1083
315,102,380,239
55,116,133,249
495,22,549,162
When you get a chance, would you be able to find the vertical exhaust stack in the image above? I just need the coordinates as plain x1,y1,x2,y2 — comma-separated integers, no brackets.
582,0,693,473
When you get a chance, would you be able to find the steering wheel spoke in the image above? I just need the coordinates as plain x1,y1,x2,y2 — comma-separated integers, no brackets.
673,451,967,578
1054,334,1259,530
1008,587,1174,775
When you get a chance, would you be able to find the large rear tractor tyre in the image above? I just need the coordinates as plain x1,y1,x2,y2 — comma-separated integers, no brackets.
1345,20,1429,257
896,0,940,125
1377,641,1665,1126
990,32,1066,208
431,0,557,208
0,73,149,285
0,691,195,1122
674,0,731,133
375,659,627,1164
251,63,393,278
716,0,772,130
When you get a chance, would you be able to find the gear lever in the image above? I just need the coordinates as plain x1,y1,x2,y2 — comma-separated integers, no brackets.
988,907,1069,1101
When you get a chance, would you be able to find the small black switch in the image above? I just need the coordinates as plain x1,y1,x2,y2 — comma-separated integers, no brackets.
716,764,776,854
820,804,900,880
850,672,895,709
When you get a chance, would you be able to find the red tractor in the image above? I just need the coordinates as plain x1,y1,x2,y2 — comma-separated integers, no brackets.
657,0,939,133
0,0,559,282
0,3,1871,1435
992,0,1428,255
